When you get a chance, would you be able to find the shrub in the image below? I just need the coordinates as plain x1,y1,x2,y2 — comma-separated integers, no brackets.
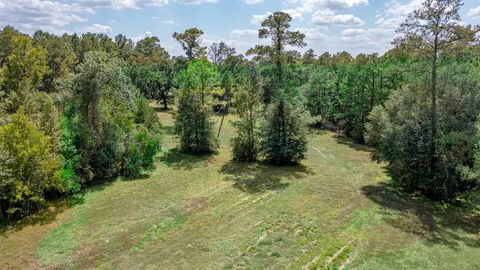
0,108,60,219
123,125,161,177
59,106,81,193
260,99,308,164
174,87,217,154
231,69,262,162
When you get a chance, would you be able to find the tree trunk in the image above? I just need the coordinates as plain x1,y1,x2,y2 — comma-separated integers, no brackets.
162,94,168,110
276,31,283,91
430,37,439,178
370,70,376,110
217,106,226,138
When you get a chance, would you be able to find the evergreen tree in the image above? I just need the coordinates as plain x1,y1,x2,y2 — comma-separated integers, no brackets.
231,68,262,162
260,99,308,164
251,11,309,164
172,28,206,61
174,59,218,154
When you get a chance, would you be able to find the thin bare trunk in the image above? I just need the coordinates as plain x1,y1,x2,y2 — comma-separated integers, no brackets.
431,36,439,177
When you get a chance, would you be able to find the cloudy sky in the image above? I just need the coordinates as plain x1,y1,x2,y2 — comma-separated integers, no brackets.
1,0,479,56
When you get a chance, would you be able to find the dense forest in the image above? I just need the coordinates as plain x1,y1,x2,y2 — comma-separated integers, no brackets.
1,0,479,222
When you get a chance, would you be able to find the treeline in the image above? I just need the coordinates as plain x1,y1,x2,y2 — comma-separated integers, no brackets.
1,0,480,220
0,29,164,220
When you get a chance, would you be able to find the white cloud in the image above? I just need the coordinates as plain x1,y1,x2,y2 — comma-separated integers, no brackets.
312,9,365,25
374,0,422,28
468,6,480,19
287,0,368,11
79,0,218,9
175,0,218,4
282,8,304,20
230,29,258,37
202,34,260,56
251,12,273,24
295,27,329,41
341,28,365,36
245,0,263,4
0,0,223,34
0,0,91,33
78,0,170,9
278,0,368,27
79,23,112,34
131,31,153,43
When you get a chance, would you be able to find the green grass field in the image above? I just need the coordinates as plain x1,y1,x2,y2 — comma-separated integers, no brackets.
1,109,479,269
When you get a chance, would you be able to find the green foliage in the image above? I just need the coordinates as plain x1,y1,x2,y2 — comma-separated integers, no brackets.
131,36,169,65
123,125,161,177
0,26,22,66
23,91,60,140
302,53,406,142
129,64,174,109
114,34,135,61
208,42,236,65
73,51,162,182
231,69,262,162
250,12,306,104
0,108,60,219
59,105,81,193
260,99,309,164
4,35,49,93
32,30,77,92
176,58,218,94
304,67,337,127
172,28,206,60
73,33,118,62
175,87,217,154
134,97,162,131
366,59,480,199
174,59,219,154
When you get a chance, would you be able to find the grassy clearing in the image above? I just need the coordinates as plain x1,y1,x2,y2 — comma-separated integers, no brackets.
0,108,479,269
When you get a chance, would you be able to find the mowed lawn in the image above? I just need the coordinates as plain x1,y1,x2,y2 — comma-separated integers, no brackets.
1,109,479,270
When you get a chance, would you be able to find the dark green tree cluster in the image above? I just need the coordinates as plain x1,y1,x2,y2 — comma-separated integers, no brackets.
0,27,163,220
174,58,219,154
230,67,262,162
303,52,411,142
255,12,309,164
365,0,480,199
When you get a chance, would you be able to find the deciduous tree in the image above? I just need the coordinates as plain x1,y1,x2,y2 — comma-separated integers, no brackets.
173,28,206,60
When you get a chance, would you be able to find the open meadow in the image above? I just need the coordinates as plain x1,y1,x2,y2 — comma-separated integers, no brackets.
1,110,479,270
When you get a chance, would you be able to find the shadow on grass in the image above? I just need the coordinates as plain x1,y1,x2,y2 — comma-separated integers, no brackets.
362,182,480,249
0,179,121,236
220,161,313,194
154,106,173,113
309,128,328,136
0,193,86,236
121,172,152,182
335,135,374,153
163,125,175,136
159,148,213,170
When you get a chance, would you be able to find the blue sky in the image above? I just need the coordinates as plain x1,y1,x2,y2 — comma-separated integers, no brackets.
1,0,479,56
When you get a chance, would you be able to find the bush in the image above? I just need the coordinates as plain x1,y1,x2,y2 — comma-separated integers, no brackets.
174,87,217,154
260,99,308,164
123,125,161,177
73,51,163,182
59,106,81,193
366,65,480,200
0,108,60,220
173,58,218,154
231,69,262,162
